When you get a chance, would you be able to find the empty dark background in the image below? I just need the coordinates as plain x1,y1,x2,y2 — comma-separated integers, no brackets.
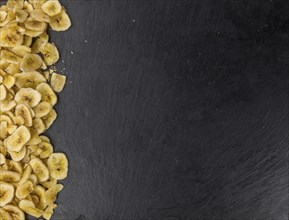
44,0,289,219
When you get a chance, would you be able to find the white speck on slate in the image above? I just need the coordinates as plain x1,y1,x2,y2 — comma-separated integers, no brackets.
70,51,74,55
132,19,136,22
84,40,88,43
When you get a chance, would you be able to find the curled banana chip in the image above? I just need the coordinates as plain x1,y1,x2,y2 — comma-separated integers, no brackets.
15,104,33,127
15,180,34,199
30,158,49,182
0,0,70,219
40,42,59,65
0,182,15,206
19,199,43,218
3,205,25,220
24,17,47,31
50,72,66,93
8,146,26,161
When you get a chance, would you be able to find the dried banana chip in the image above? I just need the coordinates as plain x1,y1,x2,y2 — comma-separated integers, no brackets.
39,43,59,65
20,53,43,72
50,72,66,92
48,9,71,31
0,26,24,47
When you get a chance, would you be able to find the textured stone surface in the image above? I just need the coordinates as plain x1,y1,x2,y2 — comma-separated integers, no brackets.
41,0,288,219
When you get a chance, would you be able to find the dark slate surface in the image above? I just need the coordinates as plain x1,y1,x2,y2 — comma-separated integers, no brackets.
42,0,288,219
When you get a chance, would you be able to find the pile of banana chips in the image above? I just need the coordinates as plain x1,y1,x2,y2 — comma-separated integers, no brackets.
0,0,71,219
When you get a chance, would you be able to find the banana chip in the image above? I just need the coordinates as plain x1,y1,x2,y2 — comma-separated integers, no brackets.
41,0,62,17
15,180,34,199
0,84,7,100
30,158,49,182
12,45,31,57
20,53,43,72
1,50,22,64
0,0,70,219
24,17,47,31
50,72,66,92
5,125,30,151
14,8,28,23
19,199,43,218
8,146,26,161
30,9,49,22
0,182,15,206
14,71,46,89
15,104,33,127
36,83,57,106
39,42,59,65
49,9,71,31
0,207,13,220
14,87,41,108
33,101,52,117
47,153,68,180
3,205,25,220
0,26,24,47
